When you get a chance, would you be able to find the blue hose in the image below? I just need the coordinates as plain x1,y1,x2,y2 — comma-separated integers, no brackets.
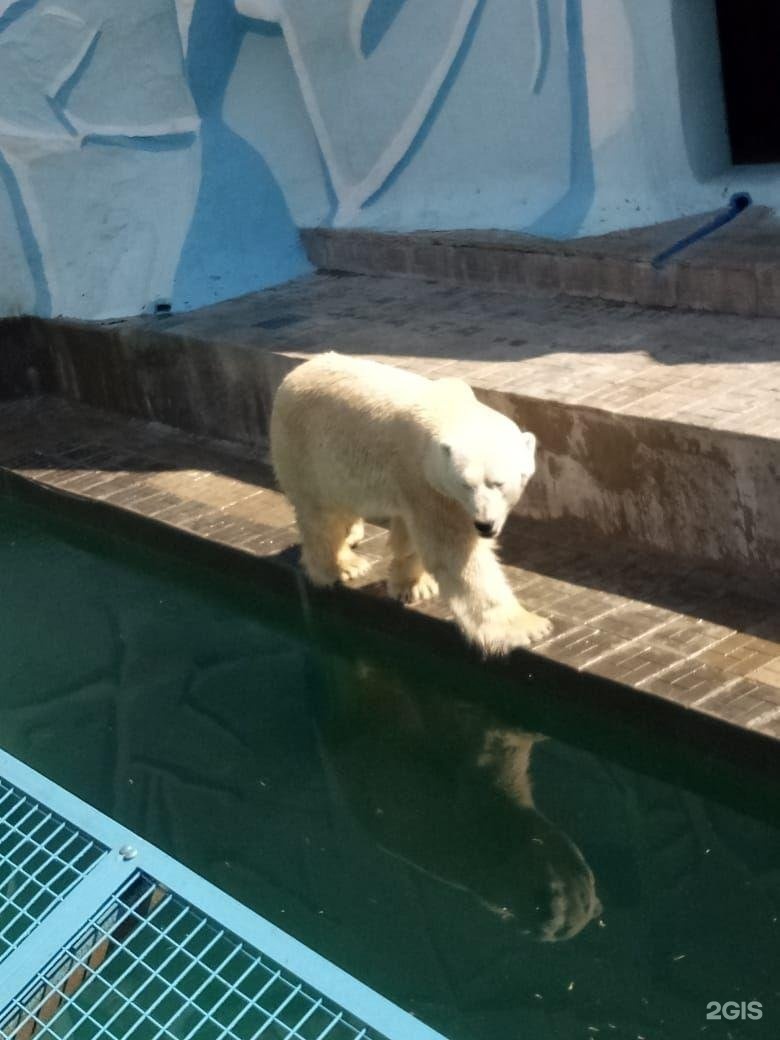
651,192,752,270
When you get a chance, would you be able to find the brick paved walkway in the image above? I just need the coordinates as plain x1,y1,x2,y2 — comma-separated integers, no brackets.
2,397,778,742
142,271,780,438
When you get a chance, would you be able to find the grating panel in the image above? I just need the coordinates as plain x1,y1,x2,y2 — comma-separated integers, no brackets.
0,778,105,967
3,873,384,1040
0,750,444,1040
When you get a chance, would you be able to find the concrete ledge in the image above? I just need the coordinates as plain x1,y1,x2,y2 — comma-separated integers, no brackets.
0,318,50,400
27,314,300,448
477,388,780,578
18,288,780,579
301,205,780,317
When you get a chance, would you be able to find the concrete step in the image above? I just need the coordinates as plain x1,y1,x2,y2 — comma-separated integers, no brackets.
12,270,779,582
302,204,780,318
1,396,778,752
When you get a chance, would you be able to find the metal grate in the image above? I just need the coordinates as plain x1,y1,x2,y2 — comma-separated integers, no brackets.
0,750,444,1040
3,873,381,1040
0,778,105,967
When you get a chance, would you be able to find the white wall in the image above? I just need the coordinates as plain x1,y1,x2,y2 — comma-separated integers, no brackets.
220,0,780,240
2,0,779,321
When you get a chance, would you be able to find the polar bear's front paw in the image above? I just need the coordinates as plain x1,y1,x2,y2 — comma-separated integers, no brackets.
301,548,371,586
388,571,439,604
475,605,553,656
337,551,372,583
519,608,553,643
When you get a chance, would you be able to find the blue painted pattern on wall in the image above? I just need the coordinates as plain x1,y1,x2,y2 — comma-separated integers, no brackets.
0,0,200,319
0,0,772,320
172,1,306,311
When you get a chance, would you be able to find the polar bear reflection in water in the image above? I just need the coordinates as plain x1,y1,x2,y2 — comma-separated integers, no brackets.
322,657,602,943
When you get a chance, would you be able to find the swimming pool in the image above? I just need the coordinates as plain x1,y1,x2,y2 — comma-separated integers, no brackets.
1,488,778,1039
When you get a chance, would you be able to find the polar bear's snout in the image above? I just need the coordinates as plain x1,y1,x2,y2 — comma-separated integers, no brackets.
472,481,517,538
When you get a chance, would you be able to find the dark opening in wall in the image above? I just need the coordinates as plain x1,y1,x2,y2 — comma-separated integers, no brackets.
716,0,780,164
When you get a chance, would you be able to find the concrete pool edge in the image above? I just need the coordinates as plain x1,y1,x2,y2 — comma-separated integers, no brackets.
3,454,780,801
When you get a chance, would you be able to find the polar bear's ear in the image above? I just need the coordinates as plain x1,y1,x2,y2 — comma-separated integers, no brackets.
441,443,452,457
521,431,536,452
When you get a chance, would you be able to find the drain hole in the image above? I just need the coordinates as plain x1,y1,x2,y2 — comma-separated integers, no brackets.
730,192,752,212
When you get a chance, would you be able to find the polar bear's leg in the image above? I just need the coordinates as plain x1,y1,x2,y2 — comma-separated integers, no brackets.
410,518,552,655
387,516,439,603
297,509,372,586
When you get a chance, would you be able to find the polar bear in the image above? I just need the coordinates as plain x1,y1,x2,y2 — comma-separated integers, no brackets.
270,352,552,654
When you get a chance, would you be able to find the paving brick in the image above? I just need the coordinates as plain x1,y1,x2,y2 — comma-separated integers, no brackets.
122,490,186,518
638,661,737,706
238,524,299,555
647,617,733,655
752,713,780,739
180,511,238,538
631,262,678,309
701,678,780,727
49,469,129,495
747,658,780,689
148,471,263,510
537,625,619,669
676,264,758,316
597,603,679,642
756,262,780,318
86,473,153,501
200,517,268,547
99,482,170,511
593,643,686,685
148,498,209,526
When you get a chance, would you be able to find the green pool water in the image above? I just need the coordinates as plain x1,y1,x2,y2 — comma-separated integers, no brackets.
1,490,778,1040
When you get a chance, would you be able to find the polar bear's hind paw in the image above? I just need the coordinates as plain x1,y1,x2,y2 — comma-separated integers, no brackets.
388,572,439,604
338,551,372,583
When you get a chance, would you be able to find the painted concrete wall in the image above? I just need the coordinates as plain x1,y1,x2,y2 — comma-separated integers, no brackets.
230,0,780,235
2,0,779,321
0,0,308,320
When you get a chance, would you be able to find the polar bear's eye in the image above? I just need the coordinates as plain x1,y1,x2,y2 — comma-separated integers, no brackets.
486,480,505,490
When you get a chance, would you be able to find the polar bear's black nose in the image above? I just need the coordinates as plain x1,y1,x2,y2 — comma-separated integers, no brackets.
475,521,495,537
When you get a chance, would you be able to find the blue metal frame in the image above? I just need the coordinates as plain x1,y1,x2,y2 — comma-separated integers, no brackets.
0,775,106,966
0,748,447,1040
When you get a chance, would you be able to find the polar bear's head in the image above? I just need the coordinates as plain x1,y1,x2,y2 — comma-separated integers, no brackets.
426,403,537,538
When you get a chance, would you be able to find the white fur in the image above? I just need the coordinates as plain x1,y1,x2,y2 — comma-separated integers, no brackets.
270,352,553,654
